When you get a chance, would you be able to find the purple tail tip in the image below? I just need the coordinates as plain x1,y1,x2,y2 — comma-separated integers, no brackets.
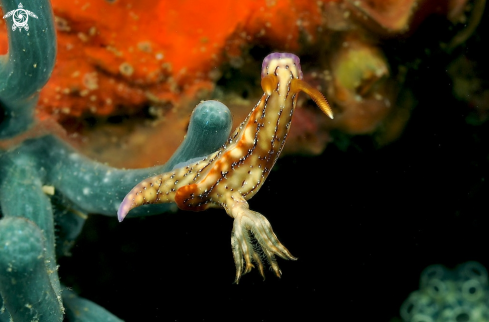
117,201,129,222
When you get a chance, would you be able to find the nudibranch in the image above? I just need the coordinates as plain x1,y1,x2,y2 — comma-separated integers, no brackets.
118,52,333,283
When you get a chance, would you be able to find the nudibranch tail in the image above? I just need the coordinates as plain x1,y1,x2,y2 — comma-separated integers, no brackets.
117,174,165,222
291,79,334,119
117,198,132,222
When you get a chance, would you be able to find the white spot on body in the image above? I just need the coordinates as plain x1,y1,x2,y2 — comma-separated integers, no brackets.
219,159,230,172
244,125,255,141
230,147,243,159
69,153,79,160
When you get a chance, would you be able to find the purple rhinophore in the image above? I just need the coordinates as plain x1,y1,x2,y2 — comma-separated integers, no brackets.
261,52,303,79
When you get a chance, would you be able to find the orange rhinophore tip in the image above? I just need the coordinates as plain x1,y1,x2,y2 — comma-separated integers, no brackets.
291,79,334,119
261,75,279,95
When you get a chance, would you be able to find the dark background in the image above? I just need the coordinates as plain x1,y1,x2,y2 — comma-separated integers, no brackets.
59,7,489,322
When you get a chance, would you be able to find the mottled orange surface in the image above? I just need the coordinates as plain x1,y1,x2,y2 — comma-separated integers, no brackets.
0,0,466,121
0,0,325,120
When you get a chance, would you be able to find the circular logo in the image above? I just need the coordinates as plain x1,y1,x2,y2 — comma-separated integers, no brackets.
13,9,28,28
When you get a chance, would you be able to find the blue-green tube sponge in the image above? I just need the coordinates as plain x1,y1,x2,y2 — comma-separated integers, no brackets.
0,0,56,138
42,100,232,218
0,100,232,320
62,288,123,322
0,0,233,319
400,261,489,322
0,217,62,321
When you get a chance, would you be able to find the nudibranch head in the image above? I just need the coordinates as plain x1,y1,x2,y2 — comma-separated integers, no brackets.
261,53,303,80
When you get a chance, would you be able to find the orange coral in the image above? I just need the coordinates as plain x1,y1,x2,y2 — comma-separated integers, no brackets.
0,0,469,122
1,0,326,120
